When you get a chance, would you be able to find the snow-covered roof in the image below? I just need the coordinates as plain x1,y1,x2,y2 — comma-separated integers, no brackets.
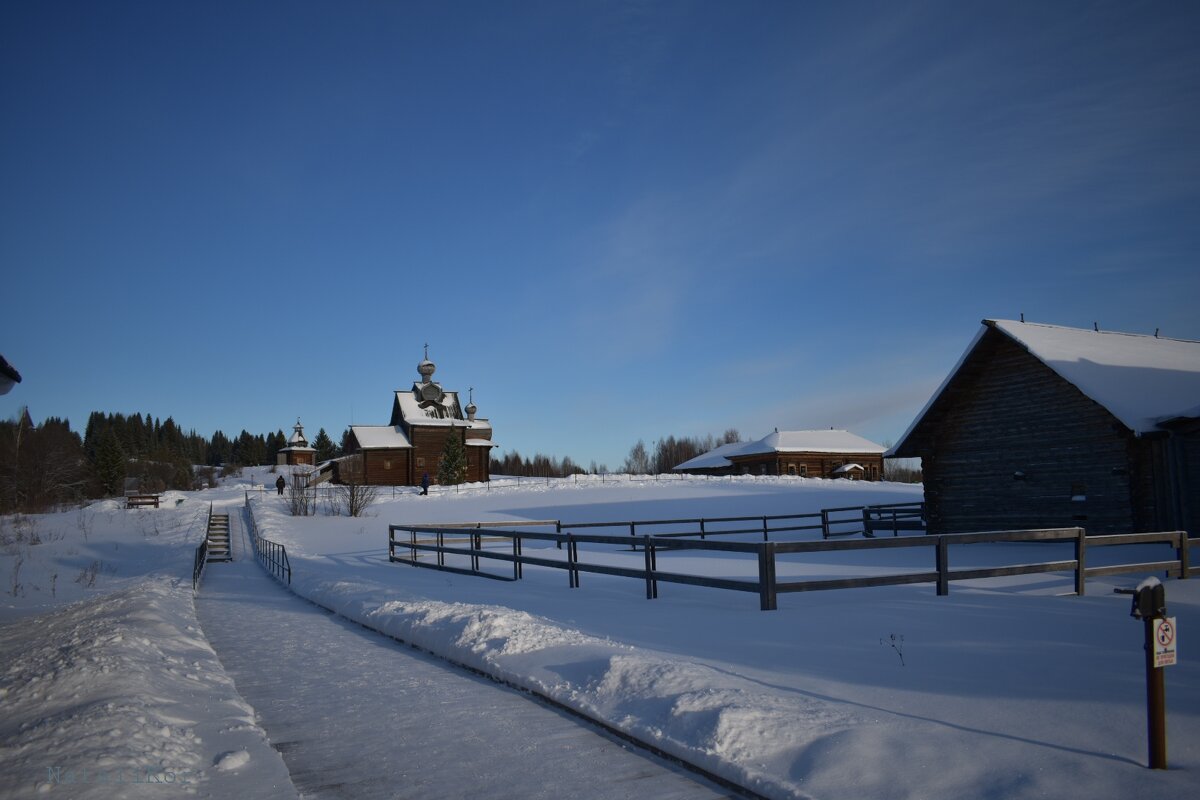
989,320,1200,432
351,425,412,450
833,463,865,474
465,438,496,447
733,430,887,458
394,390,493,430
890,320,1200,455
672,441,751,471
674,430,885,471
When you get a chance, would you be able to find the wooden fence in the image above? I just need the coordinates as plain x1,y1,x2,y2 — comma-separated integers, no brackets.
388,522,1194,610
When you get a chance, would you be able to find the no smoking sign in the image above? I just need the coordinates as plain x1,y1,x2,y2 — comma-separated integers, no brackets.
1153,617,1178,668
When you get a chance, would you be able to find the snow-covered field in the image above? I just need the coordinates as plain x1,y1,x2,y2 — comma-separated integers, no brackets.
2,471,1197,799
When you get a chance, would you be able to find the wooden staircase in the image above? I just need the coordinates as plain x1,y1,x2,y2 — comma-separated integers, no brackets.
206,512,232,562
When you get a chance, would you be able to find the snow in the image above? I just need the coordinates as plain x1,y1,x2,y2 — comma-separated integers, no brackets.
992,319,1200,431
673,441,752,470
3,470,1198,799
195,525,725,798
678,432,887,472
894,320,1200,453
735,430,887,457
349,424,412,449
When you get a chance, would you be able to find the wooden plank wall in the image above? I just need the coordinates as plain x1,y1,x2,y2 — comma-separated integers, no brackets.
922,330,1140,535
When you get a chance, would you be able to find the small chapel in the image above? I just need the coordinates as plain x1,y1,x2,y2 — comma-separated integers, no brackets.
334,349,495,486
277,418,316,466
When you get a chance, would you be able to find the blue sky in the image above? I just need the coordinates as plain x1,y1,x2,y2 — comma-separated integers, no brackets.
2,1,1198,469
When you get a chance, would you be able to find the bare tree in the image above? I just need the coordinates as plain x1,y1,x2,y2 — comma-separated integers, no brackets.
338,482,378,517
287,473,315,516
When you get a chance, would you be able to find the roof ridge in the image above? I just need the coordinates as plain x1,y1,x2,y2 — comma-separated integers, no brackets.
986,319,1200,345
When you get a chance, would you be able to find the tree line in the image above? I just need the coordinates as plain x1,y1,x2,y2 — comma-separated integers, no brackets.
490,429,743,479
0,408,350,513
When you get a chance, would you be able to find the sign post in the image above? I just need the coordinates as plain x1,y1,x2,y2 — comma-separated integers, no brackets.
1119,578,1174,769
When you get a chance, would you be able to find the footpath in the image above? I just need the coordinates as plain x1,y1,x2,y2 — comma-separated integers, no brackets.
194,509,732,799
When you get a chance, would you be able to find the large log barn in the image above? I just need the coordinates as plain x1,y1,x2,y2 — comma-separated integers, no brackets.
888,319,1200,536
333,352,494,486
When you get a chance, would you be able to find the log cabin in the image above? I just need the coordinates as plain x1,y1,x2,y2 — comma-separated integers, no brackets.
675,430,886,479
333,352,494,486
887,319,1200,536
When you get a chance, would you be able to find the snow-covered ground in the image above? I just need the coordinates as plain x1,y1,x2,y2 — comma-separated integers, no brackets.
2,471,1197,799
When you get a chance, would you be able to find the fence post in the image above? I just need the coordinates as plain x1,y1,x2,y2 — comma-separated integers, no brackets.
1177,531,1190,579
762,516,769,541
643,536,658,599
758,542,777,611
821,509,830,540
1075,527,1087,596
566,534,578,588
936,536,949,596
699,518,706,540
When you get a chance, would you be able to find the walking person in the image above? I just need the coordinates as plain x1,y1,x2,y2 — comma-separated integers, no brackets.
420,472,430,496
276,475,286,496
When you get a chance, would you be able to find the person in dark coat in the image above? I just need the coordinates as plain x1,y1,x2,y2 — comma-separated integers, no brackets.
420,472,430,496
276,475,286,495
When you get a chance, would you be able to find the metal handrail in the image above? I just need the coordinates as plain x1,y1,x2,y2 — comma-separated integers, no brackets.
192,503,214,591
244,495,291,585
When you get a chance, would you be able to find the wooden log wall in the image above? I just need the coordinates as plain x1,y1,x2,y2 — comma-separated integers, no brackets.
921,330,1142,535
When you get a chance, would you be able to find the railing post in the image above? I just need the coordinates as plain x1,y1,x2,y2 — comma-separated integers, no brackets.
821,509,830,540
1177,531,1190,579
699,518,706,540
936,536,949,596
1075,527,1087,596
758,542,777,611
762,516,769,541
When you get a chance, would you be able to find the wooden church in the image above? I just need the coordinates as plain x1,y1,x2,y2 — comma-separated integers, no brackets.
334,350,494,486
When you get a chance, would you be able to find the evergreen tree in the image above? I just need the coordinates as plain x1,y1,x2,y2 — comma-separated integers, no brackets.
437,430,468,485
94,428,127,496
311,428,337,463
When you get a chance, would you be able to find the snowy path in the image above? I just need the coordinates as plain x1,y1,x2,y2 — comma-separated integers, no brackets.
194,510,734,800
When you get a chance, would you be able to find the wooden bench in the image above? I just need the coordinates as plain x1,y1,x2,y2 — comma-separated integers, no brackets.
126,494,160,509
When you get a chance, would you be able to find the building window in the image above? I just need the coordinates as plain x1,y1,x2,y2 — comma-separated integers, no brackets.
787,464,797,476
383,459,391,470
417,457,425,468
799,465,807,477
759,464,767,475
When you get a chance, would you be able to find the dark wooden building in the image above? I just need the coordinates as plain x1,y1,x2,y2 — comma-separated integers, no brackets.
888,319,1200,536
277,418,316,466
675,430,886,479
335,353,494,486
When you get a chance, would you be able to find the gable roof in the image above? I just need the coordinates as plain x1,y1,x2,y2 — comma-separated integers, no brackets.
889,319,1200,455
673,430,885,471
672,441,752,471
351,425,412,450
732,429,887,458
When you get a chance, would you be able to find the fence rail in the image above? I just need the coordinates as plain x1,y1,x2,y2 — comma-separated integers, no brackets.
245,496,292,585
388,521,1194,611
